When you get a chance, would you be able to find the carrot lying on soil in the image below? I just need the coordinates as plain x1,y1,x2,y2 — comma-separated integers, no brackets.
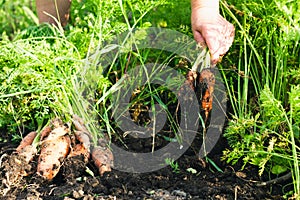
2,131,38,185
74,131,91,151
39,126,52,141
72,114,89,133
15,131,38,164
16,131,37,153
72,115,114,174
68,131,91,162
68,115,93,161
68,143,89,158
91,138,114,176
37,123,71,180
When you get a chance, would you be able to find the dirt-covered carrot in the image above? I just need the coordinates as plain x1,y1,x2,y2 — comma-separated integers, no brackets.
15,131,38,164
68,143,90,162
74,131,91,152
3,131,38,183
72,114,89,133
69,115,93,162
199,68,215,122
91,139,114,176
37,124,71,180
39,126,52,141
185,70,198,91
37,135,71,180
16,131,37,153
178,71,198,98
67,131,91,162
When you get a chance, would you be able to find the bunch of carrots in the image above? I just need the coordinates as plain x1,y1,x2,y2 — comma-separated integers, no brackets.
182,68,215,123
13,115,113,181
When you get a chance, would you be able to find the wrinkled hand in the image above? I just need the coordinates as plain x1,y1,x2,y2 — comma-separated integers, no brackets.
191,10,235,65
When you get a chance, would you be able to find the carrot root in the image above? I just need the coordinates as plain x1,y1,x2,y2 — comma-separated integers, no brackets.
68,143,90,162
91,139,114,176
37,135,71,180
72,114,89,133
37,123,71,180
40,126,52,141
12,117,114,180
16,131,37,153
199,68,215,121
74,131,91,152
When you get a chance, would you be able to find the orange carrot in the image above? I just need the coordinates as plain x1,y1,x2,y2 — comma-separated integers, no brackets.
74,131,91,152
16,131,37,153
91,139,114,176
69,115,92,162
72,114,89,133
17,145,38,164
40,126,52,141
15,131,38,163
37,124,71,180
177,70,200,104
67,130,91,162
37,135,71,180
185,70,198,91
68,143,90,162
199,68,215,122
201,89,213,121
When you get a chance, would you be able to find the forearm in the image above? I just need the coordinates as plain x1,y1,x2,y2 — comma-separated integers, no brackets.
190,0,235,64
191,0,219,22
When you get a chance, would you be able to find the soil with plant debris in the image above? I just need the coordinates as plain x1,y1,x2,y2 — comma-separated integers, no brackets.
0,129,288,200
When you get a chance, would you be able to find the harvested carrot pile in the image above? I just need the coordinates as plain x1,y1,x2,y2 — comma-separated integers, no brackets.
0,116,113,196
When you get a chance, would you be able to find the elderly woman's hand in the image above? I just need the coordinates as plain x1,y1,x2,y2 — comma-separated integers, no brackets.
191,0,235,65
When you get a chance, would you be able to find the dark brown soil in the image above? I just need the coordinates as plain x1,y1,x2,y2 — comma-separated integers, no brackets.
0,131,288,200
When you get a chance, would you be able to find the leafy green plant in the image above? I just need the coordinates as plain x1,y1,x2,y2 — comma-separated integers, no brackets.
0,32,74,133
223,85,300,197
220,0,299,115
0,0,37,40
83,0,187,146
0,0,169,142
220,0,299,197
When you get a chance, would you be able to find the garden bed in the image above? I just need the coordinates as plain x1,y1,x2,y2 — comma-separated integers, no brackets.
0,0,299,199
0,130,287,199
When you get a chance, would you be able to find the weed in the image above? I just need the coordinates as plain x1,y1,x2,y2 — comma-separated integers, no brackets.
165,158,180,174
